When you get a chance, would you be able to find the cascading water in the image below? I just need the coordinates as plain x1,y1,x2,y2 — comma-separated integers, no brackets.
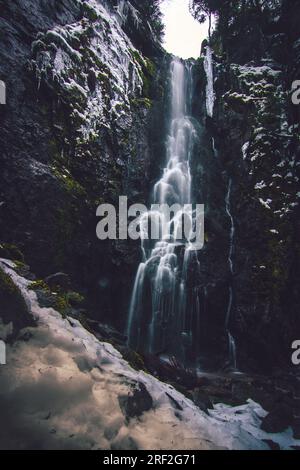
127,58,202,364
225,179,237,369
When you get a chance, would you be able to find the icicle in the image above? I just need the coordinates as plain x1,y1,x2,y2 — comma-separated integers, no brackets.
204,46,215,118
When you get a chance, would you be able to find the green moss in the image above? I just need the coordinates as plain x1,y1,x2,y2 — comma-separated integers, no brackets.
13,261,26,270
129,49,146,68
12,260,29,276
53,291,85,317
122,349,145,371
54,294,69,317
144,58,156,77
65,291,84,306
82,2,98,21
51,168,86,197
29,277,85,318
129,49,156,98
130,97,153,109
0,244,24,262
29,280,50,292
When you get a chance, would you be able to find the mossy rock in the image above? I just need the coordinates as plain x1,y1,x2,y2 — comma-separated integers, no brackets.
29,277,84,317
52,291,85,317
121,348,145,371
0,266,34,337
0,244,24,262
29,279,50,292
51,168,86,197
66,291,85,307
54,294,70,317
12,261,32,279
82,2,98,21
130,97,152,110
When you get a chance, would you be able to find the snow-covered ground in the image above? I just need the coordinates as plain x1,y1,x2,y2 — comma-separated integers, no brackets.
0,259,299,450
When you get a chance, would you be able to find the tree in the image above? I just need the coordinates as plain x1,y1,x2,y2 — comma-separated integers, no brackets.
190,0,228,38
132,0,164,43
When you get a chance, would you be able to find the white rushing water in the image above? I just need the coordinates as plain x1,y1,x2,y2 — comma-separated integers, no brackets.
127,59,203,364
204,45,215,118
225,179,237,369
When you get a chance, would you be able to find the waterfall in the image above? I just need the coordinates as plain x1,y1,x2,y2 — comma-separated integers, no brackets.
225,179,237,369
204,46,215,118
127,58,202,363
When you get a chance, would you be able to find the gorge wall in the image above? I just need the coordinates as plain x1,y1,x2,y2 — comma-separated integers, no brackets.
200,0,300,372
0,0,170,330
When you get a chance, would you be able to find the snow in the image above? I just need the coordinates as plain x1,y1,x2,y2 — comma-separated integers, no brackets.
259,198,272,210
235,65,281,80
242,141,250,160
255,181,267,190
31,0,145,142
46,30,83,63
1,259,299,450
229,62,296,225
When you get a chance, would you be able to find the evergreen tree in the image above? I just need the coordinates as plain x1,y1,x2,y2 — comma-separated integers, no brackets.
127,0,164,43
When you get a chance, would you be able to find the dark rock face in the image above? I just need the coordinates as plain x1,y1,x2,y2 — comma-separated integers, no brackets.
189,63,231,367
200,0,300,372
0,0,168,330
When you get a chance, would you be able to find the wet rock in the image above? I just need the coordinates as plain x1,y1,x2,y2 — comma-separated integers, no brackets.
88,321,127,344
261,403,294,433
118,347,145,371
45,273,71,290
119,382,153,420
263,440,280,451
35,289,57,309
192,388,214,414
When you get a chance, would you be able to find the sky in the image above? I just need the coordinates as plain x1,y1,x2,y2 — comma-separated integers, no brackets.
160,0,210,59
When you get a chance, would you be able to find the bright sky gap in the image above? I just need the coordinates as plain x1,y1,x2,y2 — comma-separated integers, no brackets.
160,0,210,59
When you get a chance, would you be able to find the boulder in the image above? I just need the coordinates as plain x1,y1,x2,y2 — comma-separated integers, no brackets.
261,403,294,433
45,273,71,290
118,382,153,420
